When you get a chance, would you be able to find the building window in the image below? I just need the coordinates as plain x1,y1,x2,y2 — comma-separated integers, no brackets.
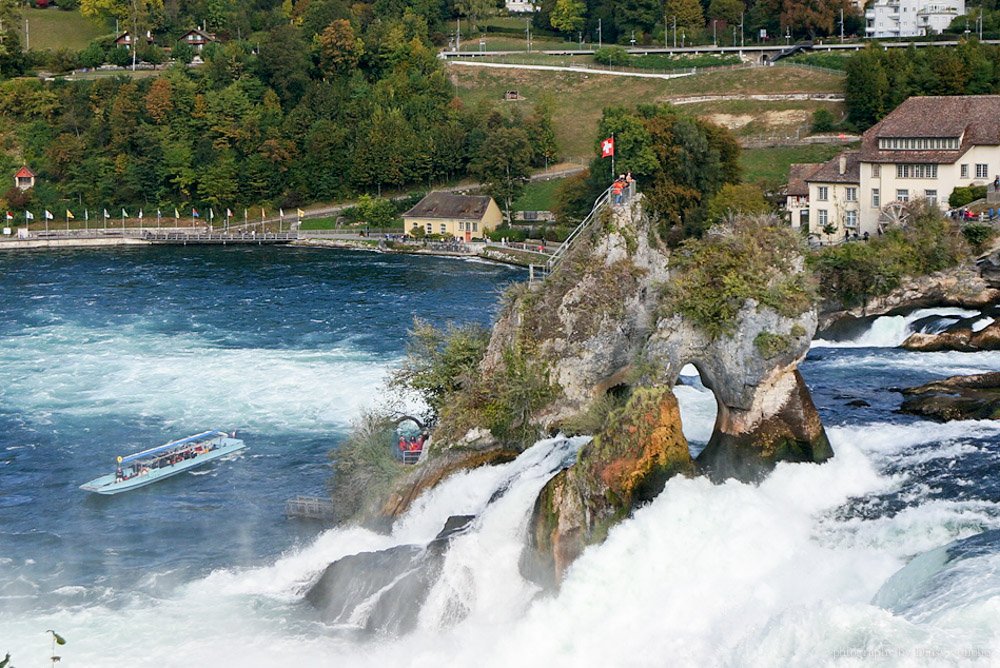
440,223,447,234
425,223,432,234
872,164,881,178
896,189,909,202
846,187,858,201
818,186,829,201
818,209,828,226
845,210,858,228
878,137,959,150
977,163,989,179
961,164,969,179
925,189,937,204
896,164,937,179
872,188,880,208
472,222,478,232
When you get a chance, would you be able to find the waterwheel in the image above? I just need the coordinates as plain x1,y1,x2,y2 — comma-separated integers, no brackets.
878,200,909,232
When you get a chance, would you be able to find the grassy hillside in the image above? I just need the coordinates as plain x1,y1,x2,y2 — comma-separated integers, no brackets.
739,143,850,184
449,63,845,160
24,8,108,52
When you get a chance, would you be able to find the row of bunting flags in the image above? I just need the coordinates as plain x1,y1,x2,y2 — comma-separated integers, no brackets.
4,207,308,223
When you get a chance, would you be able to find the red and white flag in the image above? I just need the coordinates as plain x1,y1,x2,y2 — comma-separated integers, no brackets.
4,212,12,221
600,136,615,158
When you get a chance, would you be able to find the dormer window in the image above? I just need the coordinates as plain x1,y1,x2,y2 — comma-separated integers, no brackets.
878,137,960,150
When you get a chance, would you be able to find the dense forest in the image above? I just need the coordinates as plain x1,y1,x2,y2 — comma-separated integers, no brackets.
845,39,1000,130
0,0,557,215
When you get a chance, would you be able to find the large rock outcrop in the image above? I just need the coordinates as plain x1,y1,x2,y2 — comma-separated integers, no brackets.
818,265,1000,333
898,372,1000,422
901,318,1000,352
373,197,831,584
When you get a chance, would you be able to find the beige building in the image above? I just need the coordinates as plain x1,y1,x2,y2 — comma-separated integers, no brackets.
785,163,821,229
402,192,502,241
806,96,1000,241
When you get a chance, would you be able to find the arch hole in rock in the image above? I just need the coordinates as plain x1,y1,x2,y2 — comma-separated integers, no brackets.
674,363,720,458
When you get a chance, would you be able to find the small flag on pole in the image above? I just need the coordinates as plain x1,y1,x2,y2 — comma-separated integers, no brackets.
26,211,35,220
138,209,143,220
192,208,200,218
175,208,180,219
296,208,304,218
103,209,110,219
209,208,215,220
600,136,615,158
4,211,12,221
122,209,129,218
279,208,284,219
261,207,265,219
226,208,232,218
66,210,75,220
44,210,54,220
85,209,89,221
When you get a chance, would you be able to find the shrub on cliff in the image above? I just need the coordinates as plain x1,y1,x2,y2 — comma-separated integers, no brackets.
664,216,816,338
809,201,969,307
391,319,490,425
328,411,405,522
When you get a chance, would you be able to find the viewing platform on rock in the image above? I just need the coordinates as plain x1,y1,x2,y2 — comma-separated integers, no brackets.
285,495,337,520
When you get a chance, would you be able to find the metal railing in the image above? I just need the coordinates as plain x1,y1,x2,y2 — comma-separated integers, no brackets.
545,185,615,273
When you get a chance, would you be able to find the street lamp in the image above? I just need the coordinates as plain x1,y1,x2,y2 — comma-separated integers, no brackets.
630,30,636,49
713,19,718,47
681,30,685,48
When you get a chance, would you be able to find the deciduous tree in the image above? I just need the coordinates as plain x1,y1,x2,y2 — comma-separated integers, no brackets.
315,19,364,77
550,0,586,34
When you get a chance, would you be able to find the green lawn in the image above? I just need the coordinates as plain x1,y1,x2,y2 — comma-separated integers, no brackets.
514,177,567,211
739,143,852,184
24,8,108,52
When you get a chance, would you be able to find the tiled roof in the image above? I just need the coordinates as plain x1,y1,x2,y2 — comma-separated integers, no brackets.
403,192,493,220
787,163,822,196
860,95,1000,164
14,166,34,178
805,151,861,185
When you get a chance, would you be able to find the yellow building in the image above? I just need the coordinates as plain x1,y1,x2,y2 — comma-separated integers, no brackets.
402,192,503,241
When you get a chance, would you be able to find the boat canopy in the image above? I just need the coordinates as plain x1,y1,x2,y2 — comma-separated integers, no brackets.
119,430,227,464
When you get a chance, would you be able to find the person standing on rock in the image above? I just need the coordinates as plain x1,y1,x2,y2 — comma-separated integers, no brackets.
612,176,625,206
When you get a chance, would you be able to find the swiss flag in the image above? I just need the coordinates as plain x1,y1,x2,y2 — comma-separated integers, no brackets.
600,136,615,158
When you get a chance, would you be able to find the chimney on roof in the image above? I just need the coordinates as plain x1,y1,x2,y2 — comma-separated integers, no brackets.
838,154,847,175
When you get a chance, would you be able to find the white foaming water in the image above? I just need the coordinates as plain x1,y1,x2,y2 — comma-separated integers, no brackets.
7,417,1000,666
813,307,981,348
0,324,390,433
817,348,1000,377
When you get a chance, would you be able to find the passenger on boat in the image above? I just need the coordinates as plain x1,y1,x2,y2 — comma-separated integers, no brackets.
115,466,124,482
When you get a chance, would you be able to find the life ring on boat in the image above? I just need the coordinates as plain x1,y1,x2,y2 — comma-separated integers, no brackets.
117,456,123,463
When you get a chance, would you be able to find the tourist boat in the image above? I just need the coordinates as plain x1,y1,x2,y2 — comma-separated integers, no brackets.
80,430,245,495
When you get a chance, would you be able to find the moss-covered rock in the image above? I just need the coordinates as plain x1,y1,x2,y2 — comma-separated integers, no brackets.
898,372,1000,422
524,387,693,586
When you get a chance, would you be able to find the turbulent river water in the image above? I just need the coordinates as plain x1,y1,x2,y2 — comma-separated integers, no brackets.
2,246,999,666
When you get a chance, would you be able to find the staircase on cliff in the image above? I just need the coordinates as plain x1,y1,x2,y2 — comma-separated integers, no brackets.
535,182,637,281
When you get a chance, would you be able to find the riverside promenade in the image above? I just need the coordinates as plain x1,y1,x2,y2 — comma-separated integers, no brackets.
0,228,297,250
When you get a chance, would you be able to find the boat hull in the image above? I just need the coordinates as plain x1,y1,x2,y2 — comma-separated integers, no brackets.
80,437,245,495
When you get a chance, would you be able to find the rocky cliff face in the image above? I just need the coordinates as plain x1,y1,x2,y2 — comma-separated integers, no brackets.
374,197,831,584
818,265,1000,333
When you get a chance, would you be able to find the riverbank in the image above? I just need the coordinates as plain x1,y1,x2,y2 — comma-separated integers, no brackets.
0,236,151,250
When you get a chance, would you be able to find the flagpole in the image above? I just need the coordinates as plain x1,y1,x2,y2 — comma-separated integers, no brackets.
611,132,615,181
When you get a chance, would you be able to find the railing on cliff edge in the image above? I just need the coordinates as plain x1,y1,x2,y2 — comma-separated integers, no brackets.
543,185,615,275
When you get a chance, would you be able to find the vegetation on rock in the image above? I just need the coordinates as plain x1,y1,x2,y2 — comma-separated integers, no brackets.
328,411,406,522
664,216,816,338
808,201,968,308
